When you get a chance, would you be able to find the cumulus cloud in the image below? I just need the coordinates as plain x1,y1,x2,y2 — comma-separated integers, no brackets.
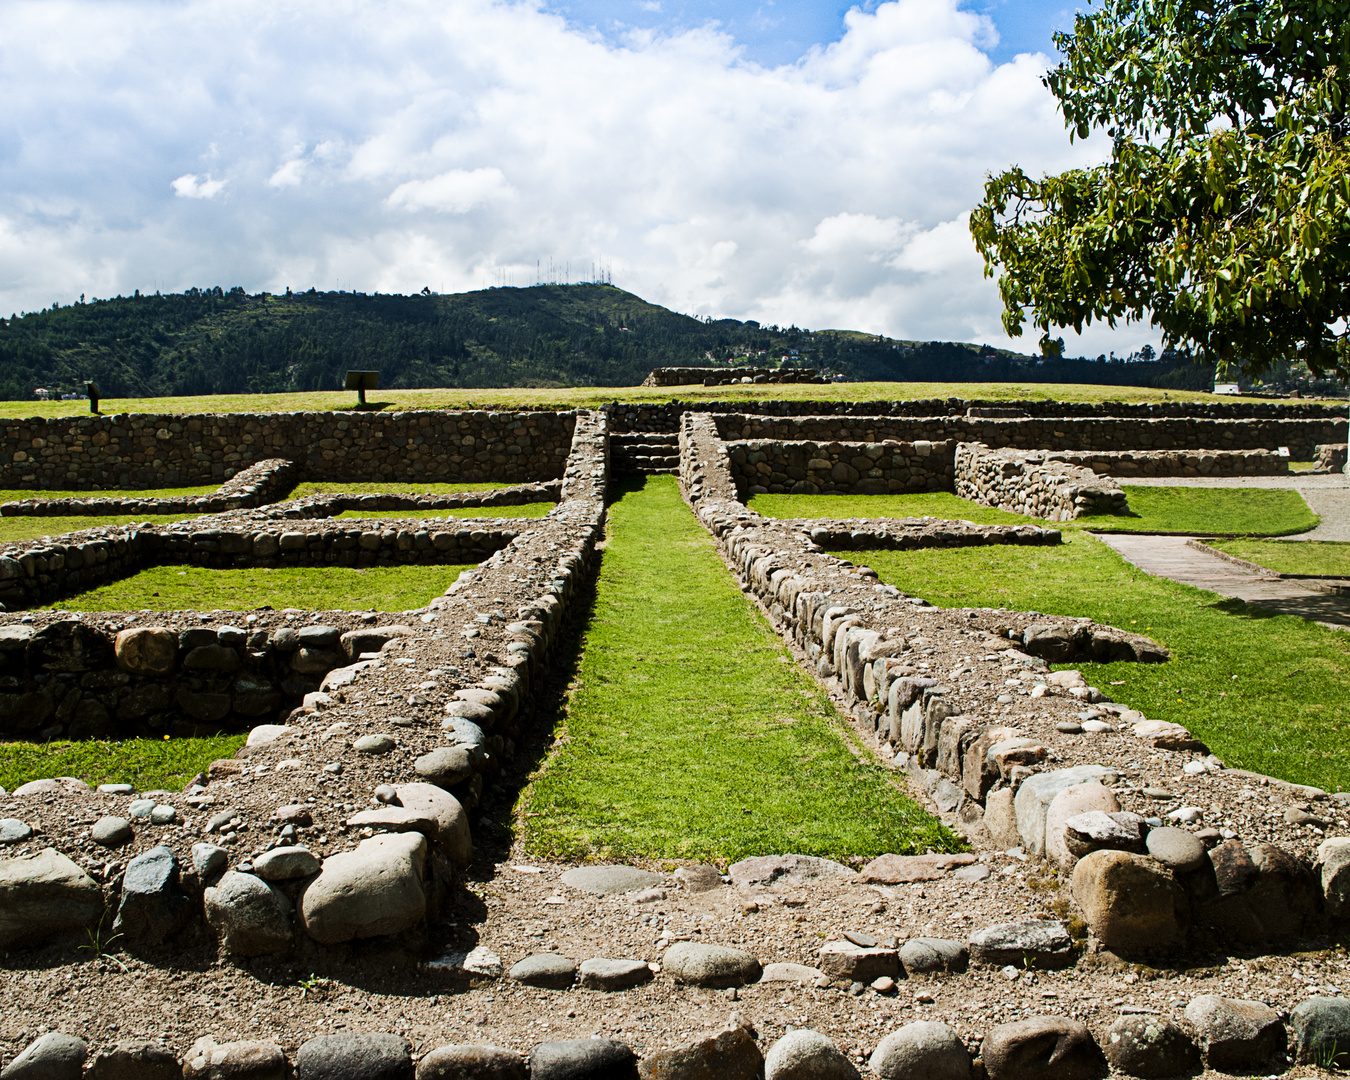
0,0,1141,354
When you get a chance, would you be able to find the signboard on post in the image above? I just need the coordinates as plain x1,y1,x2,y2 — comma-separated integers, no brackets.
345,370,379,406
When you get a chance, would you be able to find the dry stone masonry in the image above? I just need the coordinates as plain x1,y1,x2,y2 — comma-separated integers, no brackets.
954,444,1127,520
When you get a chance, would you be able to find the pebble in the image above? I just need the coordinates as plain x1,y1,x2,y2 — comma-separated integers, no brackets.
1145,827,1207,872
508,953,577,990
191,843,228,880
1285,807,1329,828
764,1029,860,1080
149,805,177,825
3,1031,88,1079
1142,788,1173,800
0,818,33,844
353,734,396,755
128,799,156,818
1166,806,1203,824
91,816,133,847
1081,719,1114,733
97,784,134,795
559,864,663,895
373,785,398,805
1055,722,1082,734
578,957,653,991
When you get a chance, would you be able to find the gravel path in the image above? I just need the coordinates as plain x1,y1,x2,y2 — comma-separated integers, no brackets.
1094,532,1350,628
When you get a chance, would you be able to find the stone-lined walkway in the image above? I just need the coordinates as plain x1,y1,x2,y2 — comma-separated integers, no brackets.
1094,532,1350,628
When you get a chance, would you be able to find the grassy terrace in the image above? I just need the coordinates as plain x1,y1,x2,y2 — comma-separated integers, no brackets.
520,476,957,864
1210,539,1350,578
0,382,1295,419
51,564,474,613
750,487,1320,537
858,534,1350,794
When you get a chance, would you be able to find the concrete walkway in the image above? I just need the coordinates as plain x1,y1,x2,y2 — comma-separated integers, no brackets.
1119,472,1350,540
1095,532,1350,629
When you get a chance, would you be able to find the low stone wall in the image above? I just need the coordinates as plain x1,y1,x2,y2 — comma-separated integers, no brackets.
1049,448,1288,477
792,518,1062,550
726,439,955,496
955,443,1128,520
262,480,559,520
0,409,576,490
1313,443,1349,473
1,458,301,516
641,366,824,386
714,413,1345,459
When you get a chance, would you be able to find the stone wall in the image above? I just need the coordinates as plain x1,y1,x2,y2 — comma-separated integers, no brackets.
1313,443,1349,473
246,480,560,521
725,439,955,496
955,443,1128,520
0,410,577,490
713,413,1345,459
641,366,825,387
1049,448,1288,477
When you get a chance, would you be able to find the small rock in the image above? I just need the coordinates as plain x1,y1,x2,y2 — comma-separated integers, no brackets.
413,746,473,788
96,784,134,795
953,862,991,883
899,937,968,975
1055,722,1082,735
869,1020,970,1080
663,942,763,987
980,1015,1103,1080
252,846,321,881
507,953,576,989
1103,1015,1199,1078
1166,806,1203,825
1144,827,1206,872
112,845,191,942
763,1029,860,1079
128,799,155,819
1081,720,1113,734
415,1044,527,1079
859,853,976,883
872,976,897,993
2,1032,88,1079
394,783,472,867
560,864,663,895
204,871,294,956
1063,811,1145,860
636,1023,762,1080
0,847,104,949
354,734,397,755
246,724,289,746
300,832,427,944
84,1043,181,1080
432,945,503,978
1317,837,1350,917
1290,996,1350,1067
0,818,33,845
818,941,900,982
1071,849,1189,955
727,853,854,888
968,920,1074,969
182,1037,286,1080
674,864,722,893
579,957,654,991
1185,994,1286,1072
758,963,826,985
191,843,228,881
149,804,176,825
1045,782,1120,871
529,1038,637,1080
295,1032,412,1080
91,816,133,848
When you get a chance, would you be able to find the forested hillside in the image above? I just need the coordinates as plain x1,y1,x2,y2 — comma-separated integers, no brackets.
0,283,1211,399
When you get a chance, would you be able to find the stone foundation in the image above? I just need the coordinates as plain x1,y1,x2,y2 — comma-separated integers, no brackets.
955,443,1128,520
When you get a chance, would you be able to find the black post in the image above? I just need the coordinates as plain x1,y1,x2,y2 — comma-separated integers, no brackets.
86,382,100,414
358,385,367,406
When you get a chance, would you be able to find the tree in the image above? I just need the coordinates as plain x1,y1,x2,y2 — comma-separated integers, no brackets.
970,0,1350,379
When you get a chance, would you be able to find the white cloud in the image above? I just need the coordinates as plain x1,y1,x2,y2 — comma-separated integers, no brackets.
0,0,1148,355
171,174,227,199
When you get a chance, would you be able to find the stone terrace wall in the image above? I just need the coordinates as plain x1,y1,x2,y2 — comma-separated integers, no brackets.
1050,448,1288,477
0,410,577,490
955,443,1127,521
610,398,1346,433
713,413,1344,459
725,439,955,496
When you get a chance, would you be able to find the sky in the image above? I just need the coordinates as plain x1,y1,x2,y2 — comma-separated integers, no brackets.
0,0,1152,358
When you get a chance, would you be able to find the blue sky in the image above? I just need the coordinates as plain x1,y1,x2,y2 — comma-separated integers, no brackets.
544,0,1083,68
0,0,1150,357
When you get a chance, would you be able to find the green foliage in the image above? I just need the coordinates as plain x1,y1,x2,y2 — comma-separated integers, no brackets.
971,0,1350,378
861,532,1350,793
0,734,245,792
520,476,959,862
1077,485,1319,534
1211,538,1350,575
52,563,473,612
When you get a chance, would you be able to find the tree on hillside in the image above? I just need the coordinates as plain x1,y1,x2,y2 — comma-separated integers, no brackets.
970,0,1350,379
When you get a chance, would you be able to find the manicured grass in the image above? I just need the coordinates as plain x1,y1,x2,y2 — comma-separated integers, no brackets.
52,563,473,612
748,491,1037,526
520,476,959,863
0,484,220,501
1078,485,1319,535
287,480,518,498
0,514,203,544
752,488,1318,537
859,533,1350,793
0,735,245,793
333,503,554,521
1210,539,1350,578
0,383,1287,420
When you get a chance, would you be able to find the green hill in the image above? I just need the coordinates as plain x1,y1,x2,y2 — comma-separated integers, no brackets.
0,283,1210,400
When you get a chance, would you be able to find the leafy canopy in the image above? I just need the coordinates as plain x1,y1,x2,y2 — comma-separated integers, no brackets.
970,0,1350,378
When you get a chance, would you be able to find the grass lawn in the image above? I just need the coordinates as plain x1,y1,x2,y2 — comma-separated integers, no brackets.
0,484,221,501
52,563,474,613
1210,539,1350,578
859,533,1350,794
0,383,1288,420
0,514,203,544
287,480,520,498
333,503,553,521
0,735,245,794
750,487,1318,537
1078,486,1318,535
519,475,959,864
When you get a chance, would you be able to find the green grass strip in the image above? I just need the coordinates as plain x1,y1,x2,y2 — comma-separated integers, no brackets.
52,563,474,613
1210,539,1350,578
0,485,220,501
520,475,959,864
859,533,1350,793
333,504,553,521
1079,485,1318,535
749,491,1036,526
0,514,204,544
287,480,518,498
0,734,246,793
